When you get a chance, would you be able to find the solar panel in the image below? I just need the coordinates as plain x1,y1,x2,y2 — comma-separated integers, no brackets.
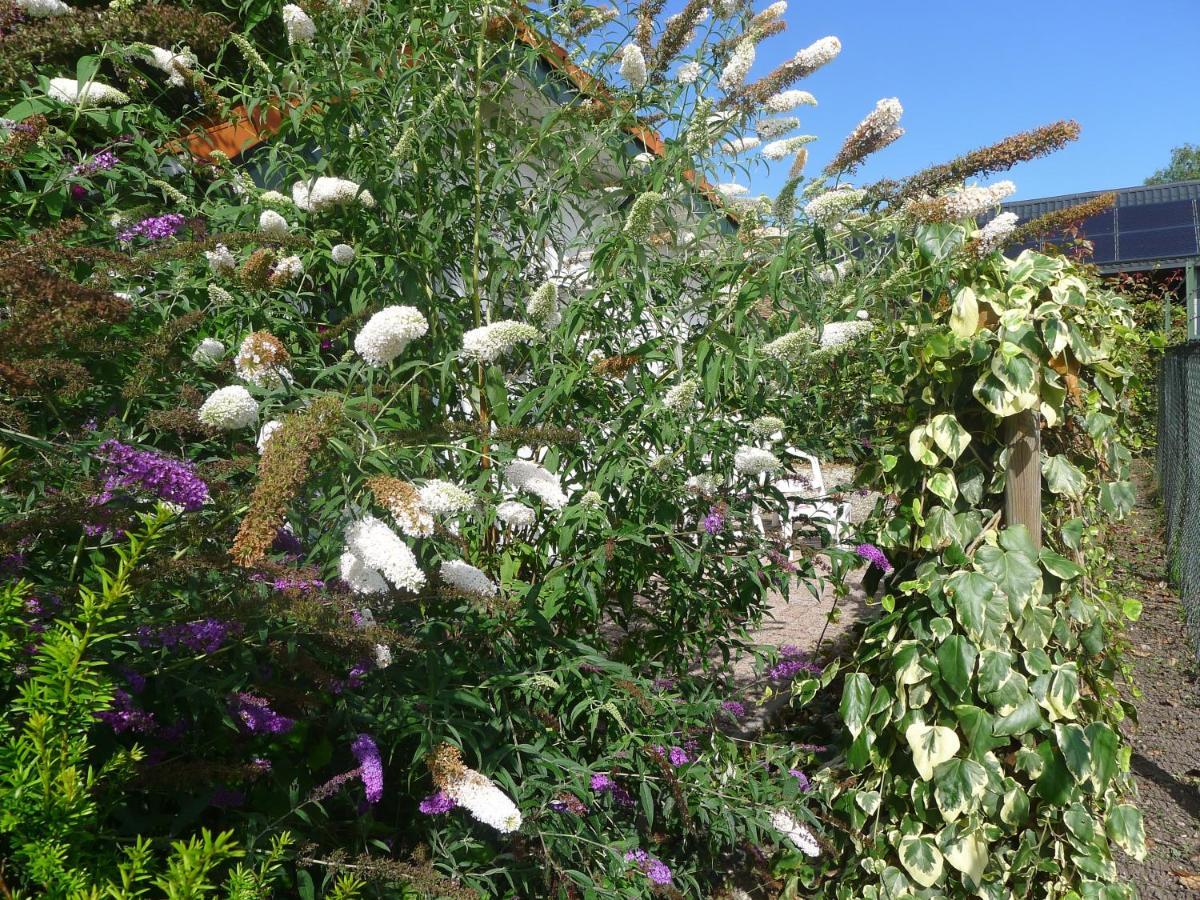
1120,226,1199,262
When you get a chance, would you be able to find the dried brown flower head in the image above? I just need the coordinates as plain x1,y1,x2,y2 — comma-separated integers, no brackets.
427,742,467,790
367,476,433,537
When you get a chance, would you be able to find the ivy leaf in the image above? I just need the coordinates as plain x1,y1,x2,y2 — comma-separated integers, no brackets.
1087,722,1119,792
1106,804,1147,861
1000,779,1030,826
905,724,961,781
840,673,874,739
928,470,959,506
1040,549,1083,580
975,544,1042,613
917,222,965,262
909,424,939,466
993,697,1045,736
949,288,979,338
973,370,1037,417
934,757,988,822
991,342,1037,393
1044,664,1080,720
930,413,972,461
954,704,1000,756
936,635,977,699
899,833,944,888
940,828,988,887
1042,455,1087,499
1099,481,1136,519
1055,723,1092,783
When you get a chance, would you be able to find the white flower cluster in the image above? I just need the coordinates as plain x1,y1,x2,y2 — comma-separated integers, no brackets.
505,459,568,509
17,0,72,17
676,60,701,84
292,177,376,212
496,500,535,530
282,4,315,45
717,182,748,198
974,211,1019,256
762,134,816,161
140,46,196,86
942,181,1017,220
761,329,813,364
447,769,523,833
793,35,841,72
344,515,426,593
578,490,603,511
191,337,225,364
525,281,560,327
259,189,292,208
757,116,799,139
764,90,817,113
354,305,429,366
816,260,850,283
461,321,539,362
331,243,356,265
749,415,785,438
753,1,788,24
804,187,867,225
340,550,389,595
818,318,873,350
734,445,782,476
206,244,236,276
721,136,761,155
663,378,699,412
256,419,282,454
771,810,820,857
686,473,721,496
259,209,290,239
197,385,258,431
419,480,473,516
48,77,129,107
440,560,497,598
618,44,647,89
272,255,303,283
719,40,755,92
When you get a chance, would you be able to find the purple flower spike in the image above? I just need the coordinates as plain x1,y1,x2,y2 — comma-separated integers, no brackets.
351,733,384,804
855,542,894,574
97,440,208,510
721,700,746,718
228,692,294,735
702,506,725,534
788,768,812,791
117,212,186,243
418,790,457,815
625,849,673,885
590,772,634,807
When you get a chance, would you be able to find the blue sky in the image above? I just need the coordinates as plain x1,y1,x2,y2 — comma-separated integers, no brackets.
708,0,1200,201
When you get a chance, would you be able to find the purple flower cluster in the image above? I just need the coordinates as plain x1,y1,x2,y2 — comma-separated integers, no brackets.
252,572,325,593
652,677,676,691
590,773,634,807
138,618,242,655
418,790,457,815
788,768,812,791
1,550,27,576
228,692,294,735
720,700,746,718
652,745,691,767
96,689,157,734
117,212,187,243
73,149,119,176
351,733,384,804
855,542,894,574
624,849,673,885
97,440,209,511
767,547,798,572
701,506,725,534
767,645,823,682
272,527,304,557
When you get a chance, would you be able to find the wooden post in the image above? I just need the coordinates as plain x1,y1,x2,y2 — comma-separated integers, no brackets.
1004,410,1042,549
1188,262,1198,342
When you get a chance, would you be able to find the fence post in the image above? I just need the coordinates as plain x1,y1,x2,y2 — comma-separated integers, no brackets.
1004,409,1041,549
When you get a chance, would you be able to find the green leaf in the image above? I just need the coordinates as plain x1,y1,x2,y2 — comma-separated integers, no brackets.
937,635,977,699
928,470,959,506
993,697,1045,737
1033,743,1075,806
975,543,1042,613
1044,664,1080,720
949,289,979,339
930,413,972,462
1106,804,1146,861
1055,723,1092,783
954,704,1000,756
905,723,961,781
1099,481,1136,519
941,828,988,888
899,833,944,888
1040,550,1083,580
1000,779,1030,827
1086,722,1119,792
909,424,939,466
1043,455,1087,500
973,371,1037,417
934,757,988,822
840,673,874,739
917,222,966,262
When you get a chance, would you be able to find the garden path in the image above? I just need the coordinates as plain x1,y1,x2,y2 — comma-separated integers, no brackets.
1116,462,1200,898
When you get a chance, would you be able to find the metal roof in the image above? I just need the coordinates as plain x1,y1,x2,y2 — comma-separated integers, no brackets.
996,180,1200,274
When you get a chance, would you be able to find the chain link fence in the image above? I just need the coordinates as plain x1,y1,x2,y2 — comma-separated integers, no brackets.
1157,343,1200,655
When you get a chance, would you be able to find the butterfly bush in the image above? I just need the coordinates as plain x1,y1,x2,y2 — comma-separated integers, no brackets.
0,0,1148,896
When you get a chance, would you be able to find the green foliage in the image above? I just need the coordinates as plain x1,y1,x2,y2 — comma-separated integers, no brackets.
1145,143,1200,185
820,246,1146,897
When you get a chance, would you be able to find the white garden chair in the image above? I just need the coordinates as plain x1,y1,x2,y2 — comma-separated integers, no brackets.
752,449,852,548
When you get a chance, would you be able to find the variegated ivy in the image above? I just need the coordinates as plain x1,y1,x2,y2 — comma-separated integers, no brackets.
815,236,1146,898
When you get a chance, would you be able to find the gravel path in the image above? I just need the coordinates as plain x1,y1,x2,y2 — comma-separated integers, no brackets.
1115,463,1200,898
